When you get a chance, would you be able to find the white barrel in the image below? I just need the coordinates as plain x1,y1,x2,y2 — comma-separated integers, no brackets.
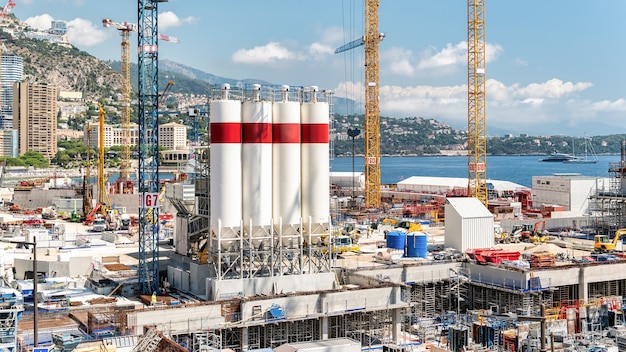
242,100,273,229
209,99,242,229
301,100,330,226
272,99,301,231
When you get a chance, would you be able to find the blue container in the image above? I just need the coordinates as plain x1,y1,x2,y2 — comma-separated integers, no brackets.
406,233,428,258
386,231,406,250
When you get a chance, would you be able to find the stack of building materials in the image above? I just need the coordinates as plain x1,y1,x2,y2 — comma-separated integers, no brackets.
529,252,555,268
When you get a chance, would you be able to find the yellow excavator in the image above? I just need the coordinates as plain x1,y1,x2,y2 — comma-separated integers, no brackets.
594,229,626,252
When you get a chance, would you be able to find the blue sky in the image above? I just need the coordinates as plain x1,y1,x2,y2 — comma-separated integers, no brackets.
13,0,626,136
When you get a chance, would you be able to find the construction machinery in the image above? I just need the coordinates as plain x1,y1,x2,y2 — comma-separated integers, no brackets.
467,0,488,206
84,104,110,225
97,103,109,214
82,122,92,222
594,229,626,252
513,220,548,244
395,220,423,233
330,235,360,254
335,0,383,209
494,224,521,244
341,221,362,244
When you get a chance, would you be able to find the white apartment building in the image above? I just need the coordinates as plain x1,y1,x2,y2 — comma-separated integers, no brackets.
158,122,188,149
84,122,186,150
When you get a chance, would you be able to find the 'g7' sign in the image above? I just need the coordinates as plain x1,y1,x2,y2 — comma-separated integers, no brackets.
140,193,160,208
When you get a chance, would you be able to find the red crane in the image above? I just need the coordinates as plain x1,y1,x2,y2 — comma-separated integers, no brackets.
0,0,15,19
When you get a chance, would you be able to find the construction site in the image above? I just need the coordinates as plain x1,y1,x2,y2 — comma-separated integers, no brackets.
7,0,626,352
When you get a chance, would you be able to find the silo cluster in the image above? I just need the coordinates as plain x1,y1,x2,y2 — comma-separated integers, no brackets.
209,84,330,251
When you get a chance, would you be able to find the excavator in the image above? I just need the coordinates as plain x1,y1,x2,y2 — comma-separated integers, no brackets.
594,229,626,252
513,220,548,244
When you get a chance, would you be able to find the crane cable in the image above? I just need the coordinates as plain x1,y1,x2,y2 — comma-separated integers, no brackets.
340,0,364,117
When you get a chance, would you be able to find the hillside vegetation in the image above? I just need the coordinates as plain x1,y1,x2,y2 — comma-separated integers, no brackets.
4,33,120,99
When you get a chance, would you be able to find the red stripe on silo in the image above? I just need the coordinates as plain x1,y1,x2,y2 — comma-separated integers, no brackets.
210,122,241,143
301,124,329,143
273,123,300,143
242,123,272,143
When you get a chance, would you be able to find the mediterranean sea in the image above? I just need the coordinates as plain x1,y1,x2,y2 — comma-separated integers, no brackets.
330,155,620,188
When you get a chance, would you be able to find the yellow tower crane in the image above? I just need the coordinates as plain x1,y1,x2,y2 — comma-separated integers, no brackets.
467,0,488,206
335,0,383,209
102,19,136,189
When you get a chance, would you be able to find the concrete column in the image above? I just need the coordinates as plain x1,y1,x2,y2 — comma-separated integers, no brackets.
321,316,329,340
578,267,587,302
241,326,249,351
391,308,402,344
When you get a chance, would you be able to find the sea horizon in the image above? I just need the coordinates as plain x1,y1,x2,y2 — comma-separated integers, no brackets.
331,154,621,188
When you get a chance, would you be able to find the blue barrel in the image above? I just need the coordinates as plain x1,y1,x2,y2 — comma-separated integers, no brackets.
406,232,428,258
386,231,406,250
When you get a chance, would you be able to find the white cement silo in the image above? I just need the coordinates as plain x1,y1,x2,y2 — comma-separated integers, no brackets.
242,85,273,244
209,84,242,243
272,86,302,242
301,87,330,238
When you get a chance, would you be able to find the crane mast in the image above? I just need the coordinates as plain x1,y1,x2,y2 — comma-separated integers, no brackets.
138,0,161,295
102,19,135,182
363,0,381,208
467,0,488,206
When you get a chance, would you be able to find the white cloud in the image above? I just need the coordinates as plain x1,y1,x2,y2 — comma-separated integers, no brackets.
417,42,467,70
333,77,605,131
308,42,334,59
513,57,528,67
308,27,344,59
591,99,626,112
158,11,197,30
232,42,303,64
485,42,503,63
66,18,109,47
25,15,108,47
416,41,503,72
383,47,415,76
514,78,592,99
320,26,344,46
24,14,54,30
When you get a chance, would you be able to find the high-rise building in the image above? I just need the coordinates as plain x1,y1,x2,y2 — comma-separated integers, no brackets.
1,54,23,129
13,82,59,161
0,129,18,158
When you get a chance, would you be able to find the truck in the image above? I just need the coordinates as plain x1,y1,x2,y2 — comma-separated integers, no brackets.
331,235,360,254
92,217,106,232
119,214,131,231
594,228,626,252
